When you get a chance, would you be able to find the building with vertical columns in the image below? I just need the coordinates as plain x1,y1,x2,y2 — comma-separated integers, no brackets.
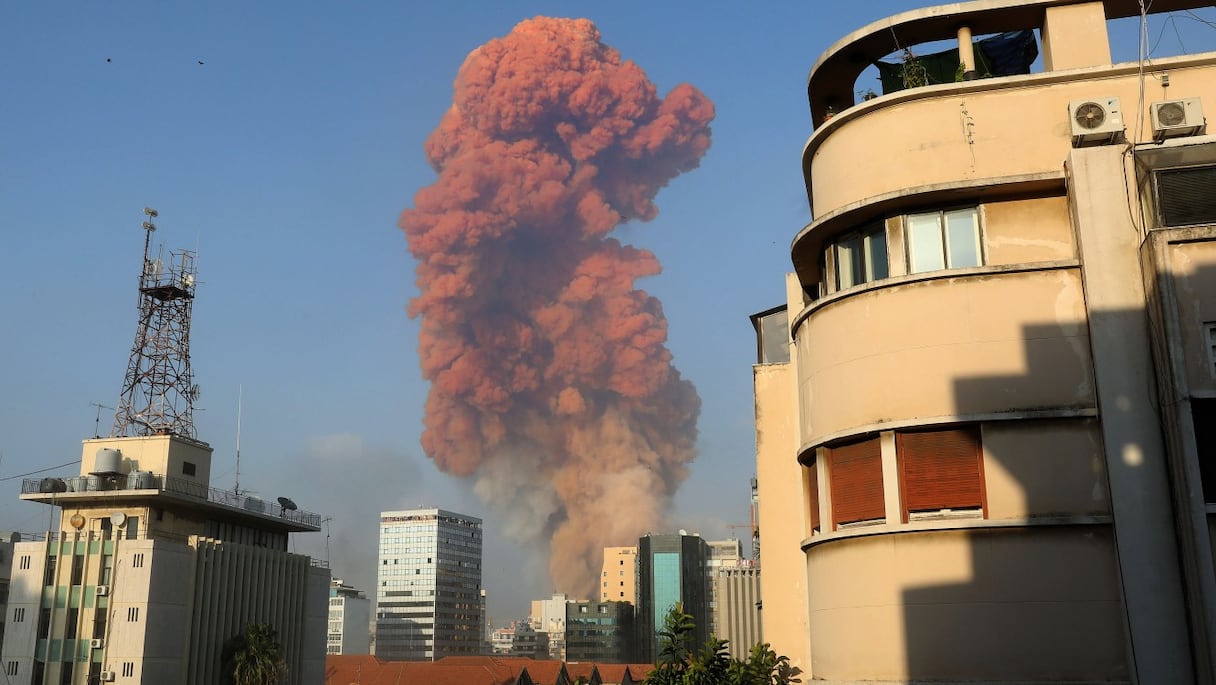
374,508,483,660
753,0,1216,682
703,539,741,641
712,565,760,661
1,435,329,684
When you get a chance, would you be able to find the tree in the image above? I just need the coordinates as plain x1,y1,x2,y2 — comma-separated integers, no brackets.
223,623,288,685
648,605,800,685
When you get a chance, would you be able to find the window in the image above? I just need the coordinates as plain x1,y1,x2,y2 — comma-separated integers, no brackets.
65,608,78,639
127,516,139,540
807,460,821,533
182,461,196,476
833,222,888,290
12,608,23,623
1154,164,1216,227
43,556,56,585
37,608,50,638
4,661,14,676
59,662,73,685
906,207,982,274
122,662,135,677
93,611,107,639
1194,398,1216,504
71,555,84,585
828,437,885,528
132,553,144,568
897,427,986,521
19,555,30,570
127,607,139,622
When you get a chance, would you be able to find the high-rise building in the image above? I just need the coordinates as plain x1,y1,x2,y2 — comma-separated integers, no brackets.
565,600,635,663
1,215,329,684
374,508,483,660
753,1,1216,682
704,538,742,640
635,533,709,663
600,546,638,603
712,565,761,660
328,578,371,655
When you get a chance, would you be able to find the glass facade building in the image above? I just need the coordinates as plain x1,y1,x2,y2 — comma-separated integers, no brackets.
636,533,709,662
374,508,483,661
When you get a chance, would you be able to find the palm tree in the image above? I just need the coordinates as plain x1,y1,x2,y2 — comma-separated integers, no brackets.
223,623,288,685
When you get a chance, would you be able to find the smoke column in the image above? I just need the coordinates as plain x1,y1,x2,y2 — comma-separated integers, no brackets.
400,16,713,597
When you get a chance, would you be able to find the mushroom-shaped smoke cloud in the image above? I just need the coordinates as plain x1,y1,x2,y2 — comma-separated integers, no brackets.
400,16,713,598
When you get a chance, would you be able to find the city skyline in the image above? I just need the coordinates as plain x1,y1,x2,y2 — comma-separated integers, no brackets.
2,1,1211,625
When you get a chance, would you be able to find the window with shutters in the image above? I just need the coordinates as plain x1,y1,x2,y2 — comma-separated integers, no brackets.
896,426,986,522
828,437,885,528
1153,164,1216,228
807,460,821,533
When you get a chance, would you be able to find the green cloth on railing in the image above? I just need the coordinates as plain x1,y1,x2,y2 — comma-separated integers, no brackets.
874,30,1036,94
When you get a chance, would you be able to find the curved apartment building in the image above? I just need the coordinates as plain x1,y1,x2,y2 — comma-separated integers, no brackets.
752,1,1216,683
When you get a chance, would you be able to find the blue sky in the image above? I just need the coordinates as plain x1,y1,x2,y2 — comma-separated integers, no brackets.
1,2,1211,624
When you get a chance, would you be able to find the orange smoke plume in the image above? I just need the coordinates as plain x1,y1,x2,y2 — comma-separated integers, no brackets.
400,16,712,598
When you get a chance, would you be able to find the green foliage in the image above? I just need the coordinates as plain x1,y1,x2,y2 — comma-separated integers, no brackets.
223,623,288,685
649,605,801,685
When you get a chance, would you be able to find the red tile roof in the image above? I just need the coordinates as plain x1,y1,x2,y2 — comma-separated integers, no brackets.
325,655,525,685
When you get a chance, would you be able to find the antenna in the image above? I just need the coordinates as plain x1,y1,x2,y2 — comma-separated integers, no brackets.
112,208,200,439
234,385,243,496
89,402,114,438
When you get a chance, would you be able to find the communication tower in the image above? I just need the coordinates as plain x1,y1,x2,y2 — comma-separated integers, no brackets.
111,207,201,438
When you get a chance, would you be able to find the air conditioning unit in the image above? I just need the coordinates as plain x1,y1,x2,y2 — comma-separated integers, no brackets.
1151,98,1205,140
95,585,110,596
100,673,116,682
1070,97,1124,146
90,638,104,649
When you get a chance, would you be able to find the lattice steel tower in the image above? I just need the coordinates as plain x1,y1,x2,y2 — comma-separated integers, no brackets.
112,207,200,438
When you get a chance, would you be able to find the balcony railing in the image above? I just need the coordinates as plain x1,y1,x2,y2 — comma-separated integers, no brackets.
21,473,322,527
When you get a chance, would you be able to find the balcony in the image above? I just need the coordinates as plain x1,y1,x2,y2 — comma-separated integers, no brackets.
20,473,322,531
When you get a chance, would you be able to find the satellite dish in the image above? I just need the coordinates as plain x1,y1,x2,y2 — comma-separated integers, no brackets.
277,497,297,511
110,512,127,527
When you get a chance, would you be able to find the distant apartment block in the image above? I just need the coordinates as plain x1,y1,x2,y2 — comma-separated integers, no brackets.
600,546,637,603
328,578,370,655
530,593,569,660
375,508,483,660
565,600,635,664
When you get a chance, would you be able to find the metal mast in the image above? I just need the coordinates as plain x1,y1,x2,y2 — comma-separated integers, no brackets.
112,207,200,439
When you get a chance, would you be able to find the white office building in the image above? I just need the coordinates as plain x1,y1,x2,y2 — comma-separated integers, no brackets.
374,508,483,660
327,578,370,655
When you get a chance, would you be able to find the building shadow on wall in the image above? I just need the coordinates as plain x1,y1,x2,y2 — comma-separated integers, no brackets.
899,284,1211,683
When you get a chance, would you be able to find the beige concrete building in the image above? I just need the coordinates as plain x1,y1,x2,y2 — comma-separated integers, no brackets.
599,547,637,604
711,565,760,660
2,435,329,684
753,1,1216,683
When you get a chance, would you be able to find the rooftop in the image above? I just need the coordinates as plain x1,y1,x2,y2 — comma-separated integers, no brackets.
20,472,322,533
